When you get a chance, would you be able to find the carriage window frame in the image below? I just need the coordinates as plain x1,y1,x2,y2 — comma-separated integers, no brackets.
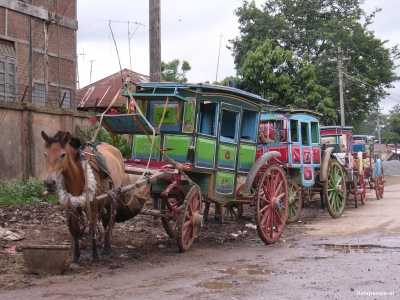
198,100,218,137
311,121,319,144
290,119,299,142
220,108,239,143
301,122,310,145
241,109,258,141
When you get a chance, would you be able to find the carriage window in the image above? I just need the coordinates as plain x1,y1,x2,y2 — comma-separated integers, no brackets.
198,101,218,136
290,120,298,142
241,109,258,141
301,122,309,145
311,122,319,143
220,109,239,142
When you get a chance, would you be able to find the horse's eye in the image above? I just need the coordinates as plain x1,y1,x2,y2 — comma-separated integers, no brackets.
60,153,66,158
44,153,47,158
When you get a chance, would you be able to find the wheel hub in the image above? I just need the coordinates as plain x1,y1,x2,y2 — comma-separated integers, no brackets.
191,212,203,228
272,197,283,210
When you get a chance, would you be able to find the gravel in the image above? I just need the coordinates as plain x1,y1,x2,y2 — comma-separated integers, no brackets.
382,160,400,175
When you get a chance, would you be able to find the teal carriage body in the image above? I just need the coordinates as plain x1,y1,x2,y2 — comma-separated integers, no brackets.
258,109,322,187
97,82,289,251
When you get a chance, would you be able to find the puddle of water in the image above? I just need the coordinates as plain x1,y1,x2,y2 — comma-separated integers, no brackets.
287,256,333,261
319,244,398,254
217,268,270,275
195,281,234,289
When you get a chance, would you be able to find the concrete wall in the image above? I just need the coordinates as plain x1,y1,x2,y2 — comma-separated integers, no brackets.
0,101,92,182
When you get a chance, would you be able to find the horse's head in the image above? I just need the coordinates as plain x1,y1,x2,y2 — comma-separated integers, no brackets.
41,131,78,192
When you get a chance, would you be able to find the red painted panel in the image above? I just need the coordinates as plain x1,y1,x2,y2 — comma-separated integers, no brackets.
304,168,313,180
303,149,311,164
292,146,301,163
313,146,321,163
259,146,289,163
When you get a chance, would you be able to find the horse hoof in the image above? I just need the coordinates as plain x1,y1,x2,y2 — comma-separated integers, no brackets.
102,249,112,256
92,258,99,264
69,262,82,269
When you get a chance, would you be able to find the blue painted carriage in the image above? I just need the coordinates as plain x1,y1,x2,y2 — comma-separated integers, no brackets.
95,82,289,252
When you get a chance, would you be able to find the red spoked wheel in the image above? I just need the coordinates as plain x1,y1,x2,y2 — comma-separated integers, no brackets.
160,187,185,238
375,167,384,200
177,185,203,252
256,164,288,244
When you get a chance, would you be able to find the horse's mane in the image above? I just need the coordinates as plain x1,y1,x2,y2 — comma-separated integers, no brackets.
44,131,82,149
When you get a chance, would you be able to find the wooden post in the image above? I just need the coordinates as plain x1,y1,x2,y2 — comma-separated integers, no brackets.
149,0,161,82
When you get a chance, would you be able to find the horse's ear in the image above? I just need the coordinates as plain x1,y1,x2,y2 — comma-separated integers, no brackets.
63,132,72,144
41,131,50,142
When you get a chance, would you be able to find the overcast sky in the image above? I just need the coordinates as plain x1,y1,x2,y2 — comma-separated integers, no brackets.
76,0,400,113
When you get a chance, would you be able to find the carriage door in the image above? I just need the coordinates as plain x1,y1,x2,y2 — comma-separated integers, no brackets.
213,103,241,200
300,121,314,185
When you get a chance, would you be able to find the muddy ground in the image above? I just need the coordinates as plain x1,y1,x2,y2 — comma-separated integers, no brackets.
0,176,399,299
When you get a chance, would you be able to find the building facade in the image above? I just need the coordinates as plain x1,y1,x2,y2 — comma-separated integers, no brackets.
0,0,78,108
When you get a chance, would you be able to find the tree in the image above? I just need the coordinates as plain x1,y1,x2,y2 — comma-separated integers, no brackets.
382,104,400,145
161,59,191,82
230,0,400,128
237,39,337,124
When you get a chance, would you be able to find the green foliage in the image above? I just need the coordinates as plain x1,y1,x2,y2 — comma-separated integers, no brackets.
76,124,132,159
238,39,337,124
161,59,191,82
0,180,58,205
382,104,400,145
231,0,400,126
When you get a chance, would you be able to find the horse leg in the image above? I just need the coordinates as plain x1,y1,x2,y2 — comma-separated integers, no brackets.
90,203,99,263
102,201,115,256
67,209,81,264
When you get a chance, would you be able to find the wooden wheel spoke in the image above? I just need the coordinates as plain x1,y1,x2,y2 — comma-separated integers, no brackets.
256,165,288,244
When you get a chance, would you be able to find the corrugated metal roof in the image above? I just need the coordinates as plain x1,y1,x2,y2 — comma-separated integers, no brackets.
77,68,150,110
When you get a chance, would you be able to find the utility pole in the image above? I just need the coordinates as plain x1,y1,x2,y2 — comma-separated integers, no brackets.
88,60,96,84
214,33,224,83
329,43,350,126
149,0,161,82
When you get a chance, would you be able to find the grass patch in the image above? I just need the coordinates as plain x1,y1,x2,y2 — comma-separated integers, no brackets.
0,180,58,205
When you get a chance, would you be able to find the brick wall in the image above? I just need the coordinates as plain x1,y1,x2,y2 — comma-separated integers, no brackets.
1,0,77,108
0,7,5,35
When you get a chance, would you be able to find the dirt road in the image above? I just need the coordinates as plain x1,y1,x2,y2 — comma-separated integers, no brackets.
1,177,399,299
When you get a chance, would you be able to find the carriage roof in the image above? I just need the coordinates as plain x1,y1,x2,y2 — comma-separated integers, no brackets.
320,125,355,135
125,82,269,106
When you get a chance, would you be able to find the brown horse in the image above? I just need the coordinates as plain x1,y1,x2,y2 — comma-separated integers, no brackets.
41,131,148,264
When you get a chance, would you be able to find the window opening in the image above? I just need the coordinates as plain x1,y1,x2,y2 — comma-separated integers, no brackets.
241,109,257,141
311,122,319,144
33,84,46,106
220,109,239,142
290,120,299,142
198,101,218,136
60,88,71,108
301,122,310,145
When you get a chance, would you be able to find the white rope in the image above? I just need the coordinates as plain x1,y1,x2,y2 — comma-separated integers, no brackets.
57,161,97,207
